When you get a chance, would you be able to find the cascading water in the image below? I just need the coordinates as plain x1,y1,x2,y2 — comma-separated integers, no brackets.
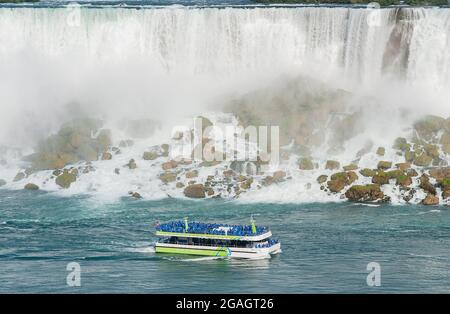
0,7,448,86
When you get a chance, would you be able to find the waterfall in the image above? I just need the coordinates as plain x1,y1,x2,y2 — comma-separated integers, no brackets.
0,7,448,87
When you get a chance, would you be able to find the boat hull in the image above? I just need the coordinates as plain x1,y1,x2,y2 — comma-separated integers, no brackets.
155,242,281,259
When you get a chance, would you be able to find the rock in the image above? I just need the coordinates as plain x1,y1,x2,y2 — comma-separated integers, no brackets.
143,151,158,161
327,180,346,193
52,169,62,176
396,174,412,187
223,170,235,178
184,184,206,198
24,183,39,190
413,153,432,167
419,174,436,195
326,171,358,193
395,162,411,171
393,137,410,151
407,169,419,177
343,164,358,171
185,170,198,179
422,194,439,205
372,172,390,185
414,115,445,141
424,144,440,159
405,150,415,162
101,152,112,160
442,186,450,199
161,144,170,157
385,169,405,180
272,170,286,181
55,170,76,189
298,157,314,170
159,172,177,184
440,132,450,145
240,178,254,190
345,184,388,203
206,188,215,196
377,161,392,170
162,160,178,170
0,179,6,187
13,172,26,182
114,168,120,175
130,192,142,199
443,143,450,155
176,182,185,189
429,167,450,183
126,159,137,169
317,175,328,184
360,168,376,177
376,147,385,156
325,160,340,170
199,160,222,167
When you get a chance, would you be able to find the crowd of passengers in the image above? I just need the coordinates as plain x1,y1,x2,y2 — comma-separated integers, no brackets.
254,238,278,248
156,221,268,236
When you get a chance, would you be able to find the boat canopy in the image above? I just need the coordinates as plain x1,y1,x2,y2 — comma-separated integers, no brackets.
155,220,272,241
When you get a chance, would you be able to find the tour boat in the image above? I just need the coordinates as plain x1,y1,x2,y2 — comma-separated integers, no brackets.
154,218,281,259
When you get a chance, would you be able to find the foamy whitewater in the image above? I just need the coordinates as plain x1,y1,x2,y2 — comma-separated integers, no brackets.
0,6,449,203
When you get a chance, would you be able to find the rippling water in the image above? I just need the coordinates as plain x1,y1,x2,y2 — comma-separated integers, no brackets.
1,189,449,293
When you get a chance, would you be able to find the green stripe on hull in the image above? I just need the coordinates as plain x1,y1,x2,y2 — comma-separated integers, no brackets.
155,231,241,240
155,246,229,257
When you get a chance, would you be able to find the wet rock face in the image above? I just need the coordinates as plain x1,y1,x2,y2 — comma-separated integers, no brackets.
327,171,358,193
345,184,388,203
159,172,176,184
55,169,77,189
24,183,39,190
298,157,314,170
317,175,328,184
184,184,206,198
24,118,111,171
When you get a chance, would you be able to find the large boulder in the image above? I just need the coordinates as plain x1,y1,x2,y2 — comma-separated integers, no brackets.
422,194,439,205
162,160,178,170
55,169,77,189
393,137,410,151
24,183,39,190
327,171,358,193
143,151,158,161
325,160,340,170
345,184,388,203
360,168,376,177
185,170,198,179
317,175,328,184
376,147,385,156
419,174,436,195
298,157,314,170
413,153,432,167
377,161,392,170
101,152,112,160
159,172,177,184
343,164,358,171
184,184,206,198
